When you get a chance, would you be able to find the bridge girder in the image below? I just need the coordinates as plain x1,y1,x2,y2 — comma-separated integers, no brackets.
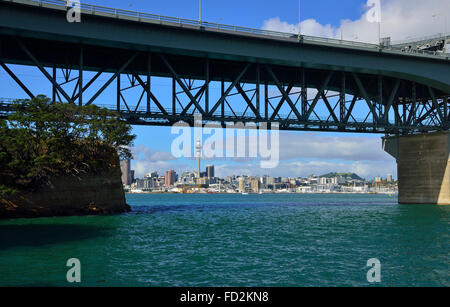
0,36,449,134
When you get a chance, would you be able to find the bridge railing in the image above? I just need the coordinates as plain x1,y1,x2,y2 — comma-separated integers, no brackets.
391,32,450,46
6,0,448,60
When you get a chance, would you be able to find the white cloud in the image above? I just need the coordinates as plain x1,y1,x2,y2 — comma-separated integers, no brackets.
133,160,177,178
262,0,450,43
206,132,396,179
278,132,392,161
132,144,175,162
214,131,392,162
131,145,180,177
130,133,396,180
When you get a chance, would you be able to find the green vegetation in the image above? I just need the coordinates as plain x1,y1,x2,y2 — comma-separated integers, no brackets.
320,172,364,180
0,95,135,196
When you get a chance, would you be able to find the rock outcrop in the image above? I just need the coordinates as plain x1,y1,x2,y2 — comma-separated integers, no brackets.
0,165,130,219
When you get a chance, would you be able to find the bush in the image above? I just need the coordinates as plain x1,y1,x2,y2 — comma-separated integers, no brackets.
0,95,135,196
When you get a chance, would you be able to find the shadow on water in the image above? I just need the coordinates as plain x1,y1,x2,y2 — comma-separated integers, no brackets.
394,204,450,223
0,224,111,251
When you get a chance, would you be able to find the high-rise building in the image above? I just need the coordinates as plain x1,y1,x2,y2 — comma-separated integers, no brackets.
120,159,131,186
196,139,202,182
387,174,393,182
130,170,135,184
165,170,177,187
251,177,261,193
145,171,158,179
206,165,214,179
238,178,245,193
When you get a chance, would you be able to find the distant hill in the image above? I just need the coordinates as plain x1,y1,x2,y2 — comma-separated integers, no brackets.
319,172,364,180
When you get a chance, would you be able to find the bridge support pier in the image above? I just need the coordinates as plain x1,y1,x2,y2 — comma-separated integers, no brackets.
383,131,450,205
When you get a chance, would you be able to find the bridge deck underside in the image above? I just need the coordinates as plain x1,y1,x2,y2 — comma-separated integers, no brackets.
0,35,449,134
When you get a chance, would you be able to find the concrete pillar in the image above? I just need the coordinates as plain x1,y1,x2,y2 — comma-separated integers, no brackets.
383,131,449,205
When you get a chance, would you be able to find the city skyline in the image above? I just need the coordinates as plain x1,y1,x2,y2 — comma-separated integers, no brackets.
123,160,397,195
122,159,395,185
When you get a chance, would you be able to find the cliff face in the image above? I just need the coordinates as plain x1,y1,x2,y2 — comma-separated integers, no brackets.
0,165,130,219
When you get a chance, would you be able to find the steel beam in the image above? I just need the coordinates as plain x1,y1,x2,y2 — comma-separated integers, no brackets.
131,72,168,115
79,46,83,106
305,71,334,121
235,83,261,119
352,73,379,124
270,83,294,121
86,53,137,105
16,39,74,104
428,86,444,124
383,79,400,123
209,63,251,116
0,61,34,99
159,54,206,116
264,65,302,120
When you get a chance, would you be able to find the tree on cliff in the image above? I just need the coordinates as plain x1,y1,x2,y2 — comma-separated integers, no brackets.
0,95,135,196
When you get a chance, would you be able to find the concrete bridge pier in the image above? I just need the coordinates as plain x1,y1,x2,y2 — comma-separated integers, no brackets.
383,131,450,205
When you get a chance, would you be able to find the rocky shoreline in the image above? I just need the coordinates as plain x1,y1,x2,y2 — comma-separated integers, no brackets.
0,166,130,219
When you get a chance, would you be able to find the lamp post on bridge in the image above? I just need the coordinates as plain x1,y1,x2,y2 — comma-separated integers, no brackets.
298,0,302,41
432,13,448,54
199,0,202,24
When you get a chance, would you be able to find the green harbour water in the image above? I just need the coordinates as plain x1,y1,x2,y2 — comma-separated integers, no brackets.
0,193,448,287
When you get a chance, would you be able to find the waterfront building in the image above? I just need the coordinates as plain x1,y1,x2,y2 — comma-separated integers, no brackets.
238,178,245,193
387,174,393,182
130,170,135,184
206,165,214,179
289,179,297,187
120,159,132,186
251,177,261,193
145,171,158,179
261,175,269,185
196,139,202,182
135,178,155,190
165,170,177,187
179,172,196,184
307,177,318,185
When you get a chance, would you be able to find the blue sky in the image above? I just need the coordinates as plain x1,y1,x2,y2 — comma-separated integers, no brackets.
89,0,366,28
2,0,449,179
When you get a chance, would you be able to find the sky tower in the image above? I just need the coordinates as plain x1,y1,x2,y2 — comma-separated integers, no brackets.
195,138,202,185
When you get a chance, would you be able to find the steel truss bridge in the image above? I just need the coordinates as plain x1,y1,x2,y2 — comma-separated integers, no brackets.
0,0,449,134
